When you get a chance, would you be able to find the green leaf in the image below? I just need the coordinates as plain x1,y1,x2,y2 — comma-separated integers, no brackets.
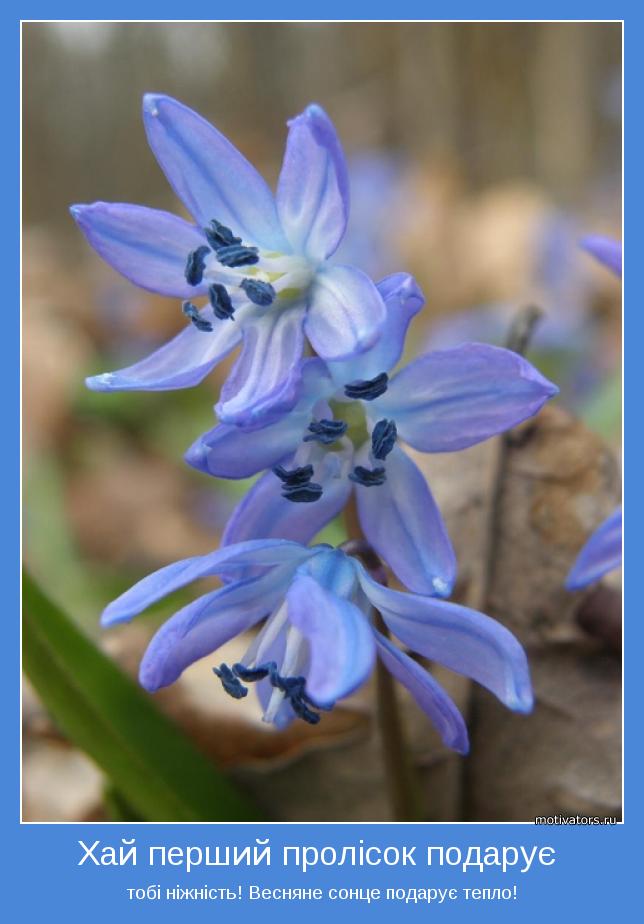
102,784,144,822
23,571,262,822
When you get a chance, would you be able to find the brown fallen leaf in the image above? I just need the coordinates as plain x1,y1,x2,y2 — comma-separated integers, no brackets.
419,404,621,821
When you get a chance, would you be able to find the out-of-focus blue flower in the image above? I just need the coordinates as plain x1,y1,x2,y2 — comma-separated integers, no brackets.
187,274,558,596
565,508,622,591
564,235,622,591
429,213,590,349
581,235,622,277
102,538,533,750
71,95,388,427
335,152,409,277
426,213,618,409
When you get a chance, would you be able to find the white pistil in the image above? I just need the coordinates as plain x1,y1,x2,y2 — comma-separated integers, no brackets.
292,439,323,469
263,625,306,724
243,599,289,669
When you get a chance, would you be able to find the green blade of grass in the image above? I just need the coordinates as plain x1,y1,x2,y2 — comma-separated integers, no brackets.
23,570,262,822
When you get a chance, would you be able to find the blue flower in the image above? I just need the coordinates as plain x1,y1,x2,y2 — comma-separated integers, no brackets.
335,151,410,277
101,539,533,752
71,95,388,427
186,274,558,596
565,507,622,591
581,235,622,277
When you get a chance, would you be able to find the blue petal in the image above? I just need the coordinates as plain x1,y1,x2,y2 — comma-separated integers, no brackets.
215,308,306,427
355,444,456,597
286,573,375,706
222,458,352,547
85,304,242,392
101,539,315,626
581,235,622,277
327,273,425,386
185,418,304,479
302,546,361,597
378,343,558,452
185,358,333,476
305,265,386,362
71,202,209,297
374,630,469,754
358,569,533,713
565,507,622,590
142,94,288,251
276,103,349,260
139,571,287,691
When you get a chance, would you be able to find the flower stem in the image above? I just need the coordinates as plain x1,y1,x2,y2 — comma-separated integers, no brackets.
505,303,543,357
373,612,423,821
481,305,543,596
341,520,422,821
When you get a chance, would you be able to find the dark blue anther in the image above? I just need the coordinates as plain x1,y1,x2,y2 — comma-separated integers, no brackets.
276,676,301,694
204,219,241,250
272,464,323,502
344,372,389,401
240,278,276,307
213,663,248,699
233,662,324,725
281,481,324,504
275,675,330,711
273,464,315,486
272,463,322,502
269,670,321,725
184,245,211,286
208,283,235,320
216,244,260,268
349,465,387,487
233,662,276,682
289,698,321,724
182,301,213,332
303,419,348,445
371,419,397,460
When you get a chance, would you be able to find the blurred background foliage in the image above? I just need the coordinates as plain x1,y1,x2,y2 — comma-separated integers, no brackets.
22,22,621,821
